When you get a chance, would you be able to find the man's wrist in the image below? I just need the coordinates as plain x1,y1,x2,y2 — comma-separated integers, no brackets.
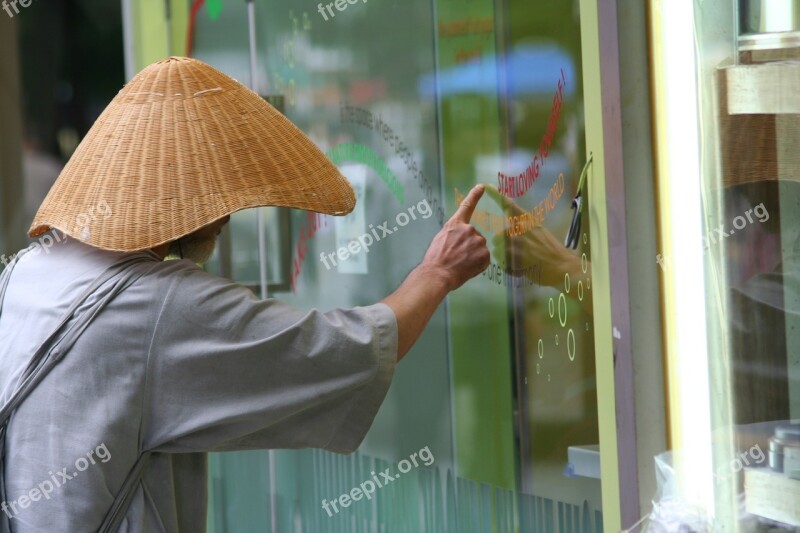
412,262,454,296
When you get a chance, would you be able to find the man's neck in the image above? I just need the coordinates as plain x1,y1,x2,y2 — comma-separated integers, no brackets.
150,243,170,260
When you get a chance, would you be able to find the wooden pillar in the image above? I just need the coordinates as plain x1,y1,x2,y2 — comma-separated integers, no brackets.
0,14,27,256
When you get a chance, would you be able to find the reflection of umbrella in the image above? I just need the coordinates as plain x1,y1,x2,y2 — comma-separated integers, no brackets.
418,44,576,98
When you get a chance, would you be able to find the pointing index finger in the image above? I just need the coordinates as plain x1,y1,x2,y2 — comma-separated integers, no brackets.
452,184,485,224
484,184,526,217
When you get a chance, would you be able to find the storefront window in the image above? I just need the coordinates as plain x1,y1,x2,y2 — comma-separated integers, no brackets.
653,0,800,529
190,0,602,530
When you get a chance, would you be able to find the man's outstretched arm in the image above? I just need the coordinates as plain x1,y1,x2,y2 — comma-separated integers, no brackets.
382,185,490,361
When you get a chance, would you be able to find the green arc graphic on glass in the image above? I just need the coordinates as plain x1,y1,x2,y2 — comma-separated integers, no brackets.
326,142,405,205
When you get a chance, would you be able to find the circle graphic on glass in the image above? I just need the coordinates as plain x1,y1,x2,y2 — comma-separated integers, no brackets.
568,328,576,361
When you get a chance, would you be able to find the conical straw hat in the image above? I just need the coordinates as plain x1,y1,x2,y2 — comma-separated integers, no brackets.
29,56,356,252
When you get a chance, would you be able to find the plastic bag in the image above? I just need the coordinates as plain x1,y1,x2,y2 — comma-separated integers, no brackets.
622,452,718,533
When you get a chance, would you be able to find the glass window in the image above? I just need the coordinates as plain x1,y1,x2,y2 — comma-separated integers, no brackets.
653,0,800,529
160,0,603,529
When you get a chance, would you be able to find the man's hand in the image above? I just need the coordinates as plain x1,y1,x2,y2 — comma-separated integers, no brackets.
483,183,593,315
484,183,578,288
420,185,491,291
382,185,490,361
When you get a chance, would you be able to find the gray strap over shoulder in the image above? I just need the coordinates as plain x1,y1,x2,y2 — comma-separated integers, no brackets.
0,250,157,533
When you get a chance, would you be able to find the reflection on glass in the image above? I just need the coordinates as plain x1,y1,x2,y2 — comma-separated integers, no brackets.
659,0,800,528
193,0,601,529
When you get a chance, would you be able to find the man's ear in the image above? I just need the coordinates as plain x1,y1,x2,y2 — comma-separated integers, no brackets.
155,240,178,260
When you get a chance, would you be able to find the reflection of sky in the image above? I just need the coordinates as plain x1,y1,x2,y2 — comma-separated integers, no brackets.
418,44,576,98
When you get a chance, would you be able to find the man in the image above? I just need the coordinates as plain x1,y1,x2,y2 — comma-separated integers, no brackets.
0,57,489,531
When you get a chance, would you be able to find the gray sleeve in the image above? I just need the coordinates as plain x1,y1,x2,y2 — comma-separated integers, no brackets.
142,266,398,454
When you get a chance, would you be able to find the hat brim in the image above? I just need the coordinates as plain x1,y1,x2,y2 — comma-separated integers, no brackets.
29,57,356,252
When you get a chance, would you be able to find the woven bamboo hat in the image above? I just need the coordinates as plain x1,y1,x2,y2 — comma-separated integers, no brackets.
29,56,356,252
